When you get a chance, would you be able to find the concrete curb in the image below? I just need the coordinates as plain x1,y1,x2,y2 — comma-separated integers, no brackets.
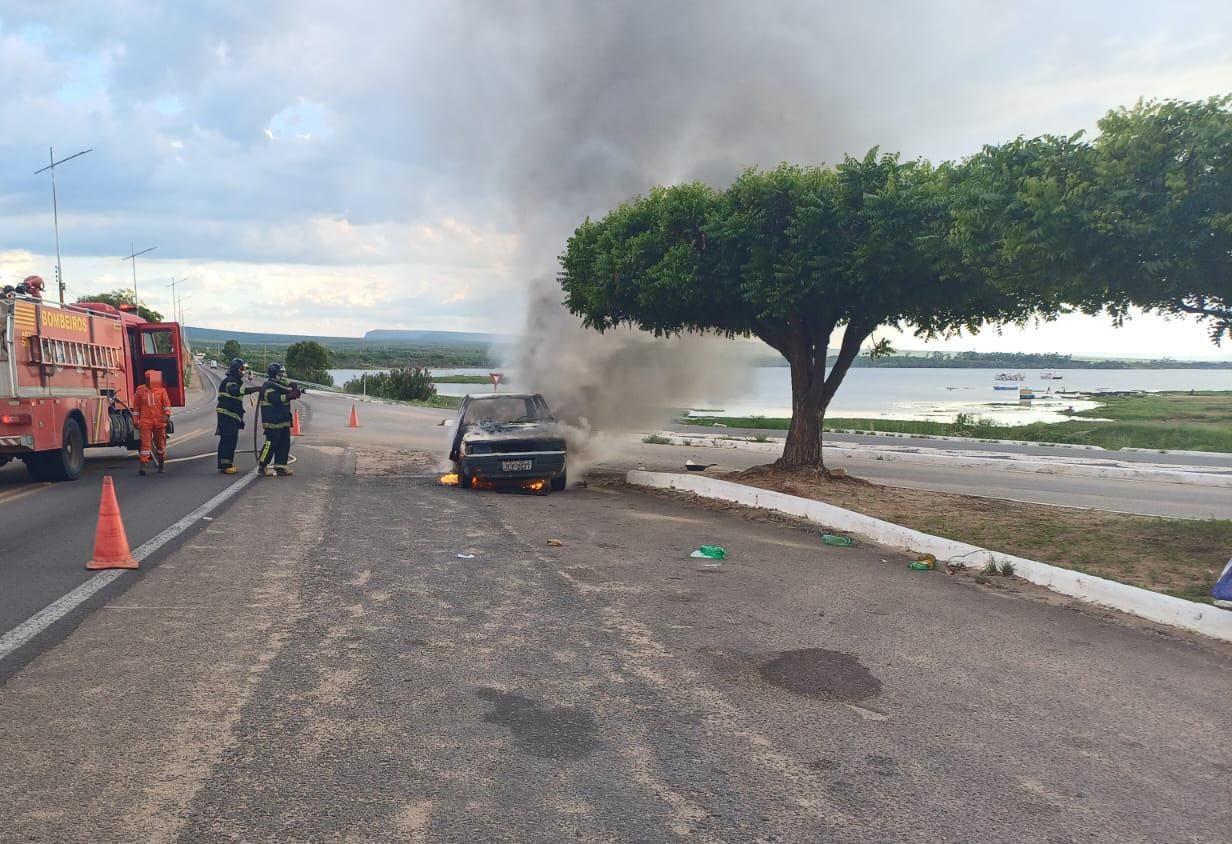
653,432,1232,489
626,470,1232,644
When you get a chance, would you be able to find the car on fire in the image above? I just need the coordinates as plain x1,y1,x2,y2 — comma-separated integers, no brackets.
448,393,567,490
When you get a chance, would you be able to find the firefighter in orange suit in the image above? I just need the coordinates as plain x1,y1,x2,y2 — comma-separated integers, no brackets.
135,369,172,475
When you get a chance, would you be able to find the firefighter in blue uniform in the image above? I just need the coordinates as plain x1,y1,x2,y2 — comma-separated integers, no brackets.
258,362,302,476
215,357,257,474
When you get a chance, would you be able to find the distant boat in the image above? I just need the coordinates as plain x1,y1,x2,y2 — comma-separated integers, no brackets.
1040,371,1063,380
995,372,1026,382
993,384,1018,391
1019,387,1036,401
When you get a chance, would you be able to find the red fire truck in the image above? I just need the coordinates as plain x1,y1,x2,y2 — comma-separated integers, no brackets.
0,279,188,481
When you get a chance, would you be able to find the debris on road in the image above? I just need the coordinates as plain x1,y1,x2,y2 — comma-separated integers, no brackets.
456,553,476,559
685,459,716,472
690,544,727,560
546,539,564,547
821,534,853,547
909,553,937,571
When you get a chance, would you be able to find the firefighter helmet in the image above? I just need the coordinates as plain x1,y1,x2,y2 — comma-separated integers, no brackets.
267,362,285,379
228,357,246,375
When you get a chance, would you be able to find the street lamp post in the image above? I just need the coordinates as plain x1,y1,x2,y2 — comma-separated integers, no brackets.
34,146,93,305
122,244,156,310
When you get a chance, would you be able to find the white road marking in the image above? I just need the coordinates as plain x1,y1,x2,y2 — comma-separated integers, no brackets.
165,451,216,464
0,470,259,662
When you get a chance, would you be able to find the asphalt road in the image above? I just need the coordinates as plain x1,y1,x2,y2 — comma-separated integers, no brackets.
0,366,256,671
1,411,1228,842
4,382,1227,684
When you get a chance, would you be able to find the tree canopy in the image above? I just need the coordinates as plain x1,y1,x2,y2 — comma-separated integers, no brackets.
561,152,1048,467
221,339,243,362
558,96,1232,469
285,340,334,386
75,289,162,323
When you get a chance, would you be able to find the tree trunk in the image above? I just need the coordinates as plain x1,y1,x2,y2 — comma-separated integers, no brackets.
778,355,824,468
772,318,874,472
774,316,832,471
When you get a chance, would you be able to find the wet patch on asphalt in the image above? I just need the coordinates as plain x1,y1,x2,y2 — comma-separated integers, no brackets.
477,688,600,760
758,648,882,702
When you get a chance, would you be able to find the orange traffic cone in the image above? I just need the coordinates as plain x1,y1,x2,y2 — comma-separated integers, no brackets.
291,409,303,436
347,405,360,428
86,476,138,570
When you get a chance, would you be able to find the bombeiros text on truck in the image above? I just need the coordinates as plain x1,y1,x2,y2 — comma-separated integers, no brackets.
0,276,188,481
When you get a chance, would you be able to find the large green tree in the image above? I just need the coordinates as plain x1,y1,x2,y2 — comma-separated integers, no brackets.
955,97,1232,342
220,339,243,362
285,340,334,386
1092,97,1231,341
560,153,1047,469
75,289,162,323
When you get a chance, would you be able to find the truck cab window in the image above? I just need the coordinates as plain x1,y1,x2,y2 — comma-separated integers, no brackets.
142,329,174,355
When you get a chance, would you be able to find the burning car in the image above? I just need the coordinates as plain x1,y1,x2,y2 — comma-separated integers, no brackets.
447,393,567,490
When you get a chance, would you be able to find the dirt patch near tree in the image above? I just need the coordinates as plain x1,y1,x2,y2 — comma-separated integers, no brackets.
728,465,1230,604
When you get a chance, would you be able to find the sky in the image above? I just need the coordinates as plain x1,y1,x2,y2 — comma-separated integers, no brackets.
0,0,1229,358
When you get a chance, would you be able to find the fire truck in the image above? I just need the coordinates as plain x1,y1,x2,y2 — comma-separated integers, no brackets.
0,277,188,481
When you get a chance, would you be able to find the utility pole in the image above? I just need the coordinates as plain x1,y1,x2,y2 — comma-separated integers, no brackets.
34,146,92,305
166,276,178,321
166,276,193,322
122,244,156,310
177,293,191,325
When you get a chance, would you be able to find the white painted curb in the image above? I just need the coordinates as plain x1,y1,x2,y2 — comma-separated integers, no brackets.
654,433,1232,489
627,470,1232,644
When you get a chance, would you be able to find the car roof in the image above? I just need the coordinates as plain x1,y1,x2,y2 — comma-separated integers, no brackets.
463,392,540,401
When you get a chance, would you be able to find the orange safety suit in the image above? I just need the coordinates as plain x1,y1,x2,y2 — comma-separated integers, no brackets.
134,373,172,467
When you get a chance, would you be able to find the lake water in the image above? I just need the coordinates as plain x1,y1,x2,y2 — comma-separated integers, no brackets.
329,367,1232,424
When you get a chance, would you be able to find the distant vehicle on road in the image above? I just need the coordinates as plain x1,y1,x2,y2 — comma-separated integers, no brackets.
448,393,567,490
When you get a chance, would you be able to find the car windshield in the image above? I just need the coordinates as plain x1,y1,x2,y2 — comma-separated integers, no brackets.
461,396,549,426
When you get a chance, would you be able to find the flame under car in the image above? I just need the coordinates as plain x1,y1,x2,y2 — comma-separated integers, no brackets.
447,393,567,491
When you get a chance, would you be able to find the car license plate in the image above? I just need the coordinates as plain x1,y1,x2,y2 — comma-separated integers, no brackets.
501,459,533,472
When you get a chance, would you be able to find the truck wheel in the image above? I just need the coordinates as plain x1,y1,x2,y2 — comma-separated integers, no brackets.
35,418,87,481
551,471,567,492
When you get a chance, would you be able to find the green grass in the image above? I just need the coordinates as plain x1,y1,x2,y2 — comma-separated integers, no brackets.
738,469,1231,604
684,391,1232,453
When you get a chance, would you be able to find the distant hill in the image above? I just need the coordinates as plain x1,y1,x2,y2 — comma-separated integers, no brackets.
363,329,502,346
186,326,502,347
186,326,358,344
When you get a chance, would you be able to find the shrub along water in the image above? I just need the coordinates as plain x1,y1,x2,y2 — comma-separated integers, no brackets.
343,367,437,402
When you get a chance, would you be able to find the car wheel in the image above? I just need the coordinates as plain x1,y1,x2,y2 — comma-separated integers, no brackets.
551,471,567,492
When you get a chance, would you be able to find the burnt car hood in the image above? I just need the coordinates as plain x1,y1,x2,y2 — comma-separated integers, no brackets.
461,421,557,443
451,420,567,459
